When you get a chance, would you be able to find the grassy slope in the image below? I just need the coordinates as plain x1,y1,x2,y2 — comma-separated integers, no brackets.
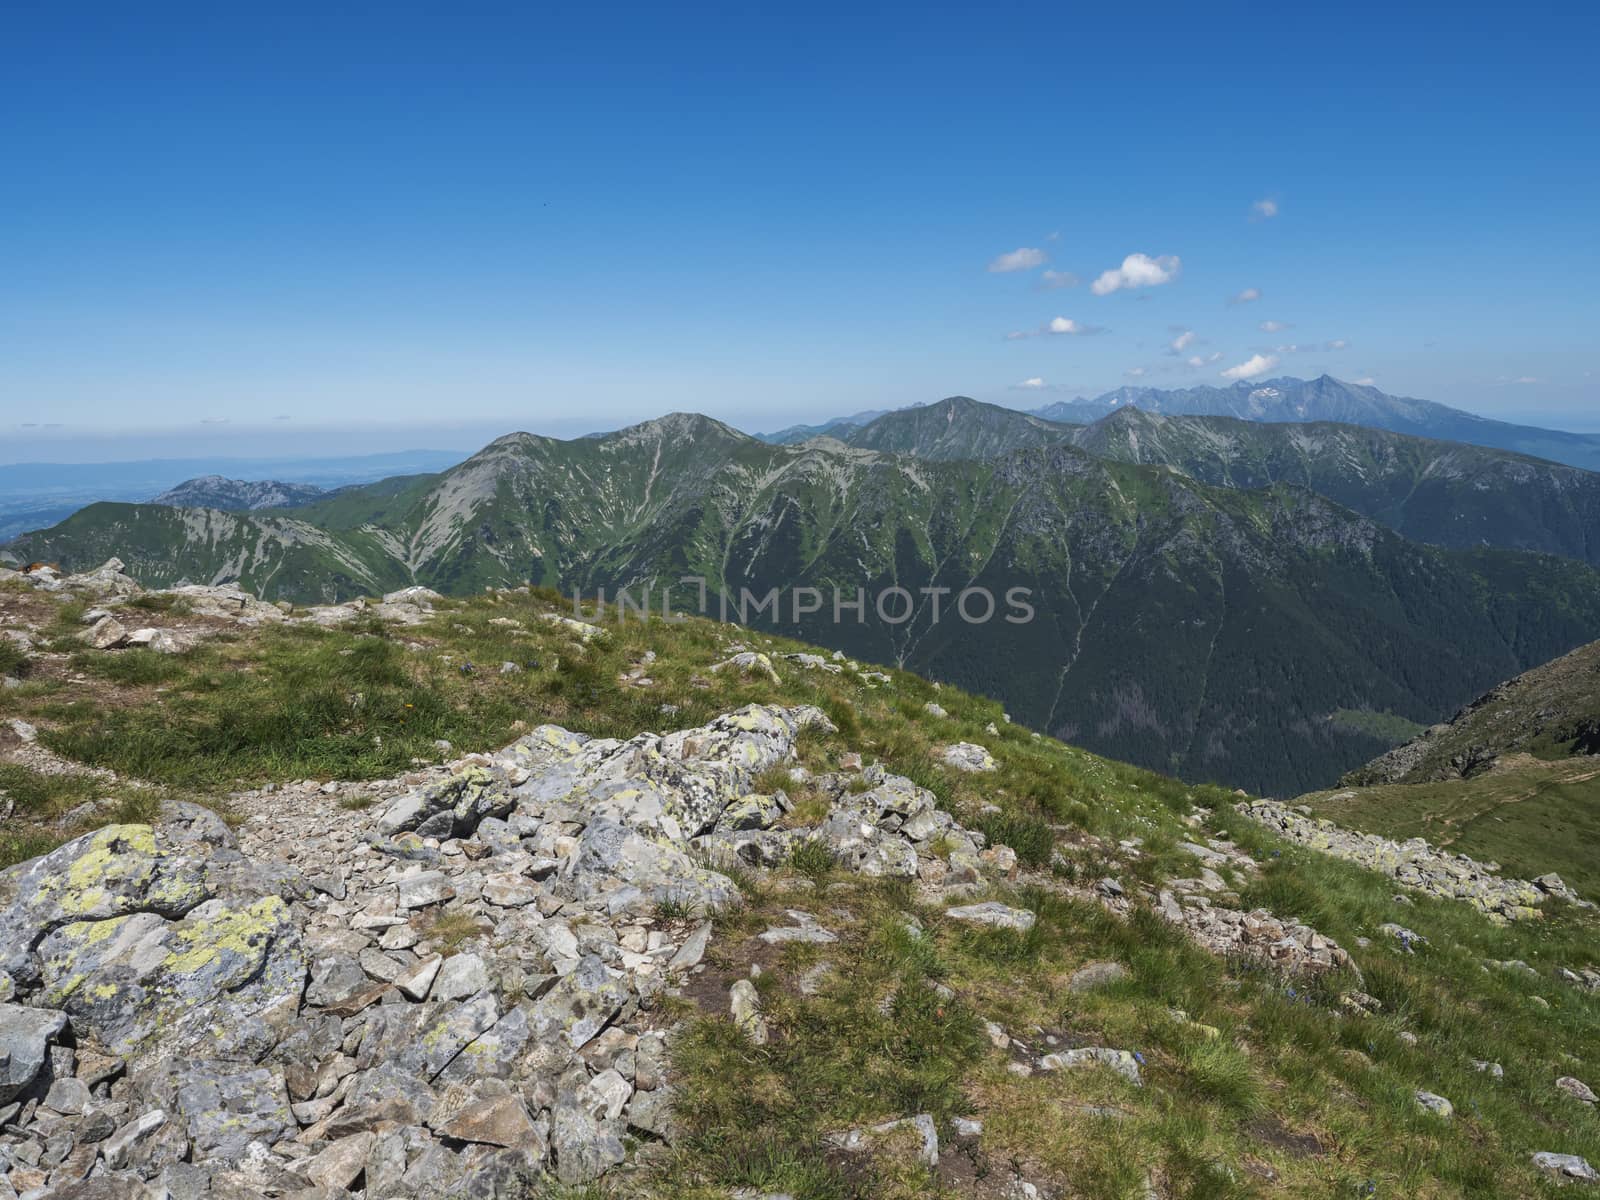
6,579,1600,1196
1345,640,1600,787
1300,759,1600,896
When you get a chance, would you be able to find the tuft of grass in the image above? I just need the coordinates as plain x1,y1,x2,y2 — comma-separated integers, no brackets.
0,639,28,677
416,908,488,953
977,810,1056,867
70,648,193,687
788,839,837,882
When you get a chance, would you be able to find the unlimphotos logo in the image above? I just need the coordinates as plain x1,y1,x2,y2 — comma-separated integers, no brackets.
572,577,1035,626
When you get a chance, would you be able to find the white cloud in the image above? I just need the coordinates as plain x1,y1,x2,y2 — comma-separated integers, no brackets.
1325,338,1349,351
1125,366,1147,378
1015,377,1047,389
1187,352,1223,368
1250,198,1279,220
1008,316,1105,339
1353,377,1376,386
1045,230,1061,242
1259,320,1290,333
1037,269,1079,290
1170,329,1196,353
200,417,231,425
1091,253,1181,296
1228,287,1262,305
1048,316,1092,335
1220,353,1279,382
988,247,1047,273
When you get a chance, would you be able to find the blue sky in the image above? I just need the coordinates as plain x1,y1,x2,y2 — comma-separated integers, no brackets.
4,1,1597,459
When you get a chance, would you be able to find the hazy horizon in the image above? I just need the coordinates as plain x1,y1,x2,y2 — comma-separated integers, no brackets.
8,376,1600,467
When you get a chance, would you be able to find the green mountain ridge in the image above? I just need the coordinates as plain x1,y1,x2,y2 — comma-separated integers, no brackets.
13,412,1600,797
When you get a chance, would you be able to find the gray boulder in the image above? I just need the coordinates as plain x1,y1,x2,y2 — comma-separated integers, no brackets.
0,1003,67,1102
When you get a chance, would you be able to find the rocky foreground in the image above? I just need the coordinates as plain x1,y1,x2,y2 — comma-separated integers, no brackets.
5,560,1600,1196
0,685,1055,1198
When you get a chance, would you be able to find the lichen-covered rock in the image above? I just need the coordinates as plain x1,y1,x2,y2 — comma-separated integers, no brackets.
37,892,305,1060
709,650,781,683
528,955,628,1051
378,764,515,839
941,742,997,772
550,1096,626,1184
164,1060,295,1158
0,824,211,988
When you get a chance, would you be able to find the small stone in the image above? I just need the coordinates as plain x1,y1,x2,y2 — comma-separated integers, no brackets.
1559,1076,1599,1104
730,979,768,1044
307,1131,377,1189
1534,1152,1600,1182
1415,1090,1453,1118
79,615,128,649
43,1076,91,1116
1038,1047,1142,1086
1067,961,1129,993
395,955,443,1001
397,871,456,909
483,872,541,907
101,1108,167,1170
667,923,712,973
431,1087,541,1148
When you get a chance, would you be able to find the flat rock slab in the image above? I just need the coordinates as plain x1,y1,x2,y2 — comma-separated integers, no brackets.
945,901,1036,932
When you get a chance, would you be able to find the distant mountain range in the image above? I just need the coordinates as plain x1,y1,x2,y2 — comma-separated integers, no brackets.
13,408,1600,796
756,409,890,444
151,475,331,510
0,450,465,541
1028,375,1600,472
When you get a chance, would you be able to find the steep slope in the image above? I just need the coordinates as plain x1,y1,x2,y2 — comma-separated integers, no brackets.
1036,375,1600,471
840,395,1077,459
1070,407,1600,566
13,420,1600,795
152,474,328,510
1344,639,1600,785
